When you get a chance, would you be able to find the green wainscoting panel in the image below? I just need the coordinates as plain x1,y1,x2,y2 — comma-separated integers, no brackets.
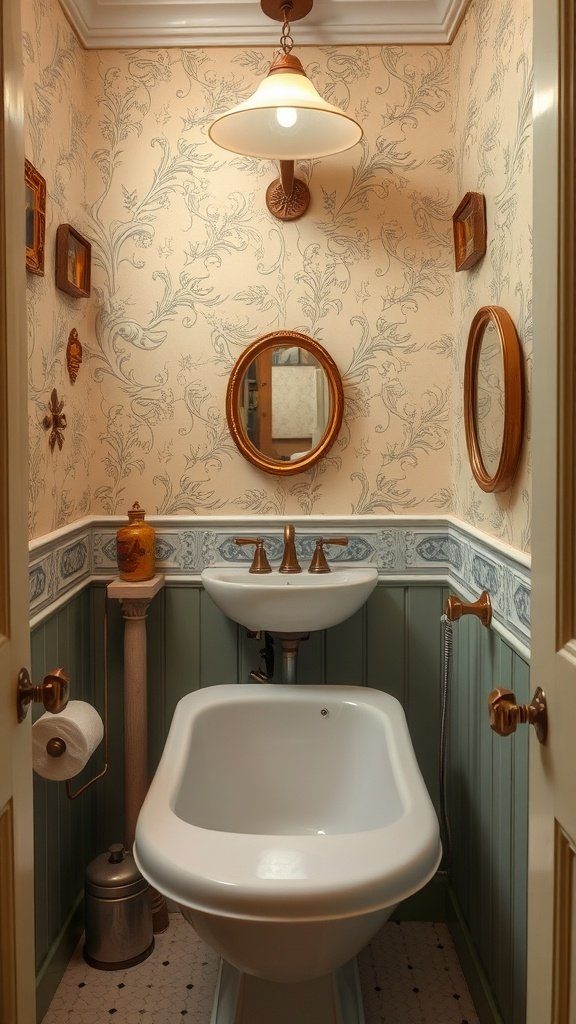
325,607,365,683
405,586,445,816
31,587,101,1021
447,614,529,1024
32,578,529,1024
366,585,407,702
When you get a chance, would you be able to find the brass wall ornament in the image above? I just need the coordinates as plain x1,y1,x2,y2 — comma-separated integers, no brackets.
66,328,82,383
43,388,67,450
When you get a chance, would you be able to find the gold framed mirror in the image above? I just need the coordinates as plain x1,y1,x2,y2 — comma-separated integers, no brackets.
226,330,344,476
464,305,524,493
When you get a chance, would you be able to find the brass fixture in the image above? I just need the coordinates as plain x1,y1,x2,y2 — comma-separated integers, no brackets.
17,667,70,723
46,737,67,758
266,158,310,221
308,537,349,573
20,602,110,799
488,686,548,744
208,0,362,221
279,523,301,573
66,328,82,383
226,331,344,477
444,590,492,627
234,536,272,573
43,387,67,451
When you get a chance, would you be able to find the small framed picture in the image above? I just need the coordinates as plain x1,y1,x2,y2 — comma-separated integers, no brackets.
452,192,486,272
55,223,91,297
25,159,46,276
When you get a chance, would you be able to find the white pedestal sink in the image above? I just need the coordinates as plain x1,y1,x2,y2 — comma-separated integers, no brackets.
201,566,378,634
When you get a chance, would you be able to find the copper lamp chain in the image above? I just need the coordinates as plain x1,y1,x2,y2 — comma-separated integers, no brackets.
280,2,294,53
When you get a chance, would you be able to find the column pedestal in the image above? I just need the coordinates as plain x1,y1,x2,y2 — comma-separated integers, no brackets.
107,574,168,933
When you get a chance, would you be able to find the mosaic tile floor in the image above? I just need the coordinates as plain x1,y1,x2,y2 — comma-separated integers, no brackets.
43,915,479,1024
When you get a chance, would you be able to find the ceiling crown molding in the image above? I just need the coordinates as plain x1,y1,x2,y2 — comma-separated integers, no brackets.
59,0,470,49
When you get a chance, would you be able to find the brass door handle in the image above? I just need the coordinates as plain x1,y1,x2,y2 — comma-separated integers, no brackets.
488,686,547,744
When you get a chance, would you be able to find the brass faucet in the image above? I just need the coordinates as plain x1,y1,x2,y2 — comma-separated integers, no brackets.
279,524,301,574
234,537,272,574
308,536,349,573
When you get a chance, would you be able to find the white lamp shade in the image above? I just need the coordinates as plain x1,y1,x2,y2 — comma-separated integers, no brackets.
209,68,363,160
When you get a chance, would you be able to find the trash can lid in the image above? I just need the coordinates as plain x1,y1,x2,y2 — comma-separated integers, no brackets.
85,844,149,899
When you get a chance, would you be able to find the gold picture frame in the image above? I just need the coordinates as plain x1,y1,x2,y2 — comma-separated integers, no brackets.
55,224,91,298
452,191,487,272
25,159,46,276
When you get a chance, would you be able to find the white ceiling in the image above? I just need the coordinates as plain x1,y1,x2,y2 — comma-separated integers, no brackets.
59,0,470,49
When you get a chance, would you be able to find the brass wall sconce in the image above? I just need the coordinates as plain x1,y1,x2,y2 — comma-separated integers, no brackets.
43,387,67,450
209,0,362,221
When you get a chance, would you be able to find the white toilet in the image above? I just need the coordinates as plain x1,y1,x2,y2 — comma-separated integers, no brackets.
134,684,441,1024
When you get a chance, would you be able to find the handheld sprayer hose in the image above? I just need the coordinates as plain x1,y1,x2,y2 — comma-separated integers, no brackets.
439,613,453,871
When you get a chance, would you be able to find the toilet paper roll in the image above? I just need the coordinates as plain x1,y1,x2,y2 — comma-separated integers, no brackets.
32,700,104,781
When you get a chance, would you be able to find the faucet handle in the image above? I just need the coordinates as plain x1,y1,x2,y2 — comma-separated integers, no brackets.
308,537,349,574
233,537,272,574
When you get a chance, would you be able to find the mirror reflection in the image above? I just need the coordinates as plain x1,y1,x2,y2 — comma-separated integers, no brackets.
474,321,505,478
241,346,331,463
226,331,344,476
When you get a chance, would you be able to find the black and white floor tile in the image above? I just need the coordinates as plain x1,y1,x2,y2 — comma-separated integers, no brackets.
42,915,479,1023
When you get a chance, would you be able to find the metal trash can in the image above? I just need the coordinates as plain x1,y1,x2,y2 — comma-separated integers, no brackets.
84,843,154,970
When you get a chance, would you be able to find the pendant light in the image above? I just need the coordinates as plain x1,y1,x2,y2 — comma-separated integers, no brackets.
208,0,363,221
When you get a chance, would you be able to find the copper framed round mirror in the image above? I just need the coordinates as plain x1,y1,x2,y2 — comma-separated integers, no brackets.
226,330,344,475
464,305,524,493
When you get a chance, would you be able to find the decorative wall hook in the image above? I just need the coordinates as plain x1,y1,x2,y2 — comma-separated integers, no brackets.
43,388,67,450
66,328,82,383
444,590,492,627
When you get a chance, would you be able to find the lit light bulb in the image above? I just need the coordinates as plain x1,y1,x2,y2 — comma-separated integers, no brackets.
276,107,298,129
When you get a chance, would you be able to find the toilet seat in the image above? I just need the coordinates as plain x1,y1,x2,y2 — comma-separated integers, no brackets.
134,685,441,923
135,808,440,921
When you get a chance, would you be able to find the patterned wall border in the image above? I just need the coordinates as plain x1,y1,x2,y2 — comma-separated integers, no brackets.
28,515,531,654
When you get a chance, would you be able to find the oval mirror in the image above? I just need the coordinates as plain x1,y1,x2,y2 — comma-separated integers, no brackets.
226,331,344,475
464,305,524,493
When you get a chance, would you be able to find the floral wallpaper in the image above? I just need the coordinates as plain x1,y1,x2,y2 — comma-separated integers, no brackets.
23,0,97,536
451,0,532,551
22,0,532,555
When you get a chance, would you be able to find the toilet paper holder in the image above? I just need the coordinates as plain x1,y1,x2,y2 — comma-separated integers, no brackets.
21,594,110,800
17,667,70,723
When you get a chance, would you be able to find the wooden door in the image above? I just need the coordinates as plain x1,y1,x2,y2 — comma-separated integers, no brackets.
527,0,576,1020
0,0,36,1018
